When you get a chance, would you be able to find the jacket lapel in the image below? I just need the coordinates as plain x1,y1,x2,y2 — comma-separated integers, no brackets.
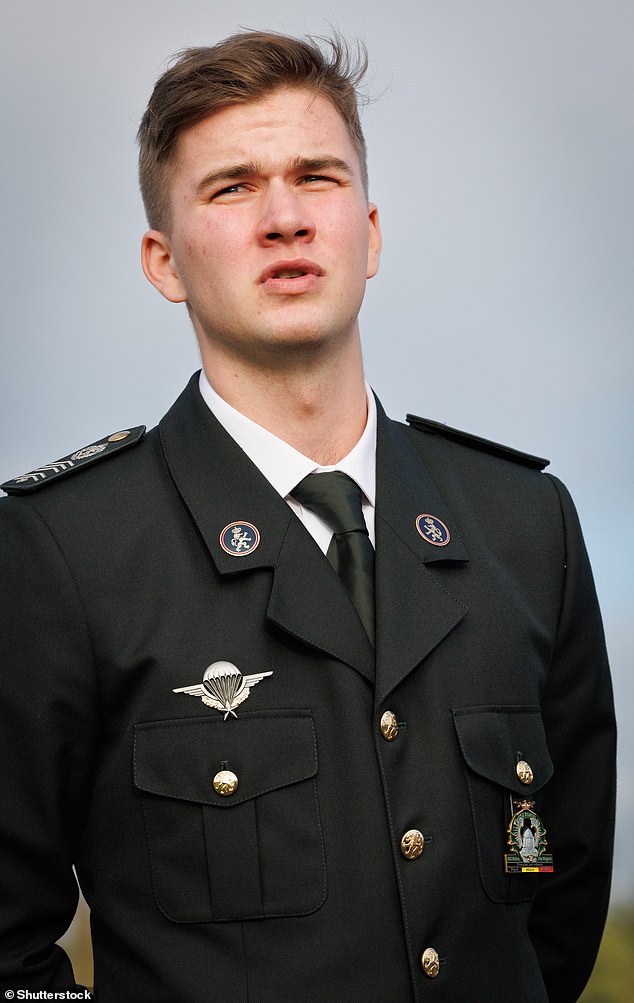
267,518,374,681
159,375,374,681
374,402,469,705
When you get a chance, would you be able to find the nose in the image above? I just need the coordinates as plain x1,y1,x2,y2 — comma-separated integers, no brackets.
256,182,316,246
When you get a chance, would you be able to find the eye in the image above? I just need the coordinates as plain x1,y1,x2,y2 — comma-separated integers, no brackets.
298,175,338,188
210,183,249,202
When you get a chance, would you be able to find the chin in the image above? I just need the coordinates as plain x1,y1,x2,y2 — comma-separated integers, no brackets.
266,326,346,354
259,310,358,349
199,311,357,362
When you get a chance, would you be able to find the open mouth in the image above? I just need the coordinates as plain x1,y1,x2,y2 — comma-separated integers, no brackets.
260,260,323,284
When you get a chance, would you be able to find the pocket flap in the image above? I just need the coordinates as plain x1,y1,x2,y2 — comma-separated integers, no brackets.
452,705,553,794
134,709,317,807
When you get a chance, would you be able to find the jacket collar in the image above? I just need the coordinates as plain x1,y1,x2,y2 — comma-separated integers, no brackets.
159,374,374,681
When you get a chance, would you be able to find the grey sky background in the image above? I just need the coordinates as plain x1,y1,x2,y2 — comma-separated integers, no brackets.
1,1,632,901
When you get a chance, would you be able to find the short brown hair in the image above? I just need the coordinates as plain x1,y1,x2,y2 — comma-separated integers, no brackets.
137,30,369,231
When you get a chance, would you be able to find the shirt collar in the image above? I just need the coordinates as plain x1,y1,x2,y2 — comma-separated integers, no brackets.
198,369,376,507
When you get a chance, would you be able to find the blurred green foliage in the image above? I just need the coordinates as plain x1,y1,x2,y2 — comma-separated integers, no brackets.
579,905,634,1003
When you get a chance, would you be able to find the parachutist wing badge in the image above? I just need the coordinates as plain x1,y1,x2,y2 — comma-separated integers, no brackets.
173,661,273,719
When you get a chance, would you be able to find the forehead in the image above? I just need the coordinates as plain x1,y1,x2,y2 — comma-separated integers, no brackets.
173,87,359,179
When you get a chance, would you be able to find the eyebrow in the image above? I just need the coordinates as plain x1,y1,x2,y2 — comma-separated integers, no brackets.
195,156,355,196
290,156,355,177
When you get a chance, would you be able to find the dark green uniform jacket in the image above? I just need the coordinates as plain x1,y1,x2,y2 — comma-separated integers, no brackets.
0,375,616,1002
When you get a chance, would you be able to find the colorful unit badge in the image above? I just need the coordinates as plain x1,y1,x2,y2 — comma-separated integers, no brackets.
415,513,451,546
219,521,260,556
505,800,554,874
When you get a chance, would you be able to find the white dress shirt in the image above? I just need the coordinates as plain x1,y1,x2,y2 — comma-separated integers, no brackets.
198,370,376,554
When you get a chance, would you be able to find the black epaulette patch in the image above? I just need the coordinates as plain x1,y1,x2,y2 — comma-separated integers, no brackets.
1,426,146,494
406,414,549,471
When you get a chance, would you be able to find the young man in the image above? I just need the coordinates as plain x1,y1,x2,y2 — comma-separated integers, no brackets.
0,32,616,1002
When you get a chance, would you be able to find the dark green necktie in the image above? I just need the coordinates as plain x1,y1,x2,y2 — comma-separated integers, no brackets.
292,472,375,644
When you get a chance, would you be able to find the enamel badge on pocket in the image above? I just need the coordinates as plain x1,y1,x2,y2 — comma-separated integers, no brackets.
504,800,554,874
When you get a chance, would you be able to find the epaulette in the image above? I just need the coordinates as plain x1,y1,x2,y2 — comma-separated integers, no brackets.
1,426,146,495
406,414,549,471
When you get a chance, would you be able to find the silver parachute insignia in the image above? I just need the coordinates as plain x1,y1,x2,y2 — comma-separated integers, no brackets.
173,661,273,719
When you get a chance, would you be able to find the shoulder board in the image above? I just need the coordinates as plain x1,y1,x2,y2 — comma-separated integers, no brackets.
406,414,549,470
1,426,146,495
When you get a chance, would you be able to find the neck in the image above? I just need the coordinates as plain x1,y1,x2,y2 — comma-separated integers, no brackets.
198,331,368,466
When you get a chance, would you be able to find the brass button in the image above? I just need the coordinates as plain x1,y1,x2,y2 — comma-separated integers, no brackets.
400,829,425,860
516,760,534,785
421,947,440,978
213,770,238,796
108,430,131,443
380,711,399,741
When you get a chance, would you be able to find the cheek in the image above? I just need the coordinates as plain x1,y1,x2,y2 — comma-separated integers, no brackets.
177,214,247,273
207,215,244,249
322,207,369,260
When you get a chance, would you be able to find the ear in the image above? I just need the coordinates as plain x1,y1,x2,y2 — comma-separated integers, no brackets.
141,230,188,303
366,203,382,279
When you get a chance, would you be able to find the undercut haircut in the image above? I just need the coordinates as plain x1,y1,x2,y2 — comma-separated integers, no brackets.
137,30,370,232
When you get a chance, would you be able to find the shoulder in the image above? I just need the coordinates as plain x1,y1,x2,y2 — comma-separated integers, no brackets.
398,411,561,526
395,413,584,567
0,423,170,579
1,426,147,496
0,425,164,551
405,414,550,471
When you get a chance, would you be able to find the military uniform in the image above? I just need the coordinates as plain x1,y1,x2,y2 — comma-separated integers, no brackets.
0,374,616,1002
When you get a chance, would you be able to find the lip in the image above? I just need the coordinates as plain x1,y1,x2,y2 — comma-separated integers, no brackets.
259,259,324,294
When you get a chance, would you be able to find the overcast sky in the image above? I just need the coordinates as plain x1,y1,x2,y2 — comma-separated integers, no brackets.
1,0,632,900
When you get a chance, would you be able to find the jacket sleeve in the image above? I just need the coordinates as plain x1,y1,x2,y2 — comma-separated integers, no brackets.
528,475,617,1003
0,497,99,990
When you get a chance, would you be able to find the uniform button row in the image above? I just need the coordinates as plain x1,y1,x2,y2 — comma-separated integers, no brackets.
379,711,439,980
379,712,435,977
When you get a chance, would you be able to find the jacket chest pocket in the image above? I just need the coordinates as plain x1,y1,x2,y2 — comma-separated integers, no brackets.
134,710,327,923
452,705,554,904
